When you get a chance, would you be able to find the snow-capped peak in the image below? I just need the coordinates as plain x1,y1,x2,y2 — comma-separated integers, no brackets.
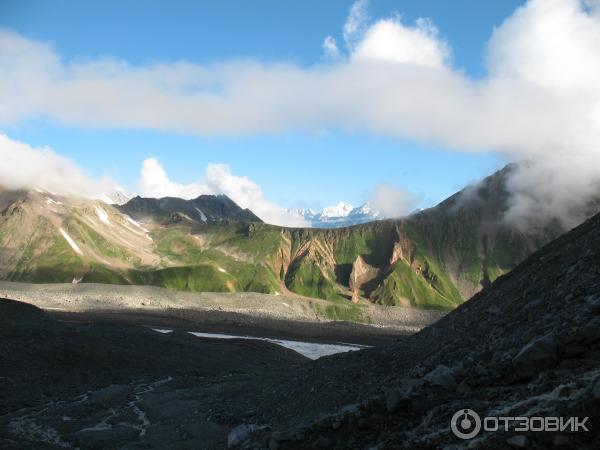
349,203,380,217
99,188,131,206
321,202,353,218
287,201,383,228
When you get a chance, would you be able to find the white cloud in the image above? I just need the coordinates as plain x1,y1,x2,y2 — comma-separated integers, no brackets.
322,36,340,60
138,158,309,227
0,134,307,226
343,0,369,49
139,157,204,199
0,133,113,196
352,17,450,67
1,0,600,228
368,184,416,218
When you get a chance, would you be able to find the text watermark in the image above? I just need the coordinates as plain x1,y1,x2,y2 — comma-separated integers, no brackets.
451,409,589,439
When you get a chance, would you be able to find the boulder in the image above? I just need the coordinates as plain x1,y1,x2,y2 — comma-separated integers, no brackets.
585,295,600,314
512,334,558,379
506,435,528,448
424,365,456,388
456,381,472,396
593,377,600,400
228,424,260,448
575,317,600,344
384,388,409,413
313,436,331,449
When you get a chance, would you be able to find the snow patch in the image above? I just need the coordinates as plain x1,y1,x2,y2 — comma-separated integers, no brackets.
121,216,152,241
94,206,111,225
45,198,62,205
188,331,365,359
125,216,150,233
218,267,227,273
195,207,208,222
124,223,153,241
59,228,83,255
151,328,173,334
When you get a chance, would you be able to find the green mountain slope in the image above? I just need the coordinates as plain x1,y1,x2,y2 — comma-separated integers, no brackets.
0,165,583,311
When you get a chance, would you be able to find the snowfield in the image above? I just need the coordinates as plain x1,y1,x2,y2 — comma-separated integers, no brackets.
195,207,208,222
59,228,83,255
94,206,111,225
187,331,366,359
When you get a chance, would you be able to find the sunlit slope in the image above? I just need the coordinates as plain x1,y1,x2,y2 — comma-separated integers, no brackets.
0,165,574,310
0,189,158,284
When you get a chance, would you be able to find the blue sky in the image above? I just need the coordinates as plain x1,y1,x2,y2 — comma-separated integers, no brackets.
0,0,525,215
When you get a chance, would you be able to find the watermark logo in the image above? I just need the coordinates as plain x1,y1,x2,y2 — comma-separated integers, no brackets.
451,409,481,439
451,409,589,439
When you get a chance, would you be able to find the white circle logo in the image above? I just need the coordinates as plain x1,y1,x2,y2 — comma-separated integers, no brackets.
451,409,481,439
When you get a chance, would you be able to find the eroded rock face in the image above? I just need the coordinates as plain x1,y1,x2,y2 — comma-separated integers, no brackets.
349,255,379,302
389,237,415,267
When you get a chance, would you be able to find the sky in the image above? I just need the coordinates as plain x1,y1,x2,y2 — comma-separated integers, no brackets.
1,0,599,228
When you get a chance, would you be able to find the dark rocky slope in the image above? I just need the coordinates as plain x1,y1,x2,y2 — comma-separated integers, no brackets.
238,208,600,448
118,194,262,225
0,300,306,449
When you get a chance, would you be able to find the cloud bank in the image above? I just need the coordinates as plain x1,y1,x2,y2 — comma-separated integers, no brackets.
0,133,306,226
369,184,417,218
138,158,309,227
0,133,113,196
1,0,600,228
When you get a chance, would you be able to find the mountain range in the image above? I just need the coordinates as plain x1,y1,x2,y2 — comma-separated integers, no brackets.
0,164,594,311
3,176,600,449
287,202,384,228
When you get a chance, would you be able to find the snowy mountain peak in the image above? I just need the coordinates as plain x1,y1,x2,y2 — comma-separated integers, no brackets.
288,201,382,228
99,189,131,206
350,203,379,217
321,202,353,218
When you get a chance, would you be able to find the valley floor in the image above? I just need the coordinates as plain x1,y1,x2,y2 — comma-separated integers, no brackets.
0,283,438,449
0,281,444,340
0,297,310,449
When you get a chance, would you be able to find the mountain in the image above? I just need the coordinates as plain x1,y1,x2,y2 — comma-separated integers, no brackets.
291,202,383,228
5,186,599,449
322,202,354,218
0,164,595,311
99,188,131,205
240,190,600,450
118,194,262,226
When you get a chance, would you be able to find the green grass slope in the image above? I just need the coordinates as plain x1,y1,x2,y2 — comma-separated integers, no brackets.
0,165,576,312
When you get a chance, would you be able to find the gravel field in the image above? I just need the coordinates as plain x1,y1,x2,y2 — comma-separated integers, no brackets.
0,281,444,337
